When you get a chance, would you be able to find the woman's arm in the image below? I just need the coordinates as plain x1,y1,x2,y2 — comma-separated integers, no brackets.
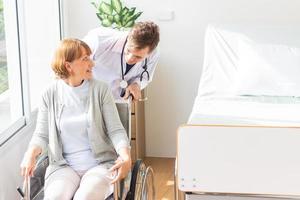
100,83,132,182
20,145,42,177
109,147,132,183
101,84,131,153
20,90,50,177
29,91,50,153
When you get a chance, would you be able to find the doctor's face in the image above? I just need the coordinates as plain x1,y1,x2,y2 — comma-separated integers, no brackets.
125,42,150,65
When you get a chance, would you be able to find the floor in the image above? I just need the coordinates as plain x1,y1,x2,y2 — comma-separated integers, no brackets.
144,157,175,200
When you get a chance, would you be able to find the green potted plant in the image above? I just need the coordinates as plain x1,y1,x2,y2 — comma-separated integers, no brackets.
91,0,142,30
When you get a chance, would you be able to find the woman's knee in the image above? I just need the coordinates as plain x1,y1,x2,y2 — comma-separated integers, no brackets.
44,192,73,200
44,180,78,200
44,167,80,200
74,177,111,200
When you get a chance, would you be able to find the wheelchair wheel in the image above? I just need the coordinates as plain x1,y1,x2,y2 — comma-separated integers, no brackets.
126,159,155,200
141,166,155,200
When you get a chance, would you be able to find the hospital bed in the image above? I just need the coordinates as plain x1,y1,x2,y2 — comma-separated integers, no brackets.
176,25,300,200
19,103,155,200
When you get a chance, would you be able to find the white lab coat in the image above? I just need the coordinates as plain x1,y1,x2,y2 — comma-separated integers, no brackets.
83,27,159,102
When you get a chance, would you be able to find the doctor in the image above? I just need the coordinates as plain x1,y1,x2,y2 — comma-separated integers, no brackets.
83,21,160,102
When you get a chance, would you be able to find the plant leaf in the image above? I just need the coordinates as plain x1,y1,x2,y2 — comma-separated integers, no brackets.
96,13,108,20
100,2,113,15
132,11,142,20
128,7,136,16
96,13,103,20
121,13,130,26
124,11,142,24
111,0,122,14
122,10,133,24
124,20,135,28
121,7,129,15
108,15,114,22
91,2,98,9
114,15,121,24
102,18,112,27
124,13,136,24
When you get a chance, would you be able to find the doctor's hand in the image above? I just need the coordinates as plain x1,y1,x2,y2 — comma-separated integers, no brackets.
123,83,141,101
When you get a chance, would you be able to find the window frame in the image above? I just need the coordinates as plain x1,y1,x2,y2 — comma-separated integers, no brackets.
0,0,62,147
0,0,26,146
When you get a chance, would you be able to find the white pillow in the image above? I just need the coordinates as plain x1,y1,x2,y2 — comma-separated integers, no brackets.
234,38,300,97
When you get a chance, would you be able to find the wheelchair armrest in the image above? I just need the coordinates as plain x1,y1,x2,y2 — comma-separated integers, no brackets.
30,153,49,199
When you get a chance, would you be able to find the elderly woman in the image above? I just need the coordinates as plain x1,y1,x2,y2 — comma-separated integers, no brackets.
20,38,131,200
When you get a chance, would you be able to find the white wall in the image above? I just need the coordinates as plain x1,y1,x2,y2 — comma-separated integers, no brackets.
23,0,61,111
62,0,300,157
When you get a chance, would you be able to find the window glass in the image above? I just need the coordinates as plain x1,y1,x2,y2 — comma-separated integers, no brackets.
0,1,7,96
0,0,60,141
0,0,24,135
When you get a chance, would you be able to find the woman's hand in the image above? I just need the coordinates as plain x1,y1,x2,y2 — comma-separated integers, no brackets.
109,147,132,184
20,146,42,178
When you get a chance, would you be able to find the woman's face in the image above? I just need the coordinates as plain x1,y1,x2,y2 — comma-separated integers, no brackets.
68,47,94,80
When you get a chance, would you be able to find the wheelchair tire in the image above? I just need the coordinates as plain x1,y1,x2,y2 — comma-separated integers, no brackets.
141,166,155,200
125,159,155,200
125,159,143,200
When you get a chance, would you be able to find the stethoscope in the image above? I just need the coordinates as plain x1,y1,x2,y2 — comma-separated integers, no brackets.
119,39,149,91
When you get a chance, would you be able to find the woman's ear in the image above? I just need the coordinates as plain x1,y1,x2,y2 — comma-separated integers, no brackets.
65,62,72,74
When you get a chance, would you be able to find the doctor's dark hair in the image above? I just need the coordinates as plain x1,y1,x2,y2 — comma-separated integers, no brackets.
51,38,92,79
128,21,160,53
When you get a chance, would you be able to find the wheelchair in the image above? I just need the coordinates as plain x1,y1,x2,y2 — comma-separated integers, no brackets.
19,156,155,200
18,103,155,200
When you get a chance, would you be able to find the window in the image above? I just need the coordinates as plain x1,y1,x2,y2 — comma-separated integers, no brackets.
0,1,7,95
0,0,61,145
0,0,25,142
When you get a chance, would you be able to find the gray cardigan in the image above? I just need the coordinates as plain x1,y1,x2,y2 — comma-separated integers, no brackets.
29,79,130,178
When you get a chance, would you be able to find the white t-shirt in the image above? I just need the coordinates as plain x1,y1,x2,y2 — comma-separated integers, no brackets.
58,80,98,172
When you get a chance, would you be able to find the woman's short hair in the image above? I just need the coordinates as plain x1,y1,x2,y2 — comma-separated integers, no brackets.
51,38,91,79
128,21,160,53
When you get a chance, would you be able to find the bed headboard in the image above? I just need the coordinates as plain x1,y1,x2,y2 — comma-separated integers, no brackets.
197,24,300,100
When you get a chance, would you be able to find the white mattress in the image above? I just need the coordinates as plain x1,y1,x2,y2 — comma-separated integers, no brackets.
188,97,300,126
